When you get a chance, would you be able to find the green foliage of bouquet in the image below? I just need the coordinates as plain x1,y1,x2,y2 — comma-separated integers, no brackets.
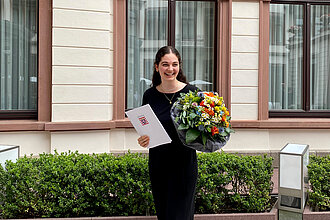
171,90,234,152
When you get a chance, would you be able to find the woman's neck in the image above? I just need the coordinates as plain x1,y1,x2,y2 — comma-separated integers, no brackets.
158,80,185,93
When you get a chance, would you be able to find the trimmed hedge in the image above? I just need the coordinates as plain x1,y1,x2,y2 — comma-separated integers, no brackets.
196,153,273,213
0,152,153,218
0,151,274,218
308,155,330,211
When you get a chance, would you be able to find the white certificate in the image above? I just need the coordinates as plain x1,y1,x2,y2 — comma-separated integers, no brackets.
125,104,172,148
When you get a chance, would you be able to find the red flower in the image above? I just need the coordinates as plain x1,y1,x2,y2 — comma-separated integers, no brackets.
211,126,219,136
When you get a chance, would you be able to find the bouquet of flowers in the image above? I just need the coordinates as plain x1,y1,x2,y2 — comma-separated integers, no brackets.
170,90,234,152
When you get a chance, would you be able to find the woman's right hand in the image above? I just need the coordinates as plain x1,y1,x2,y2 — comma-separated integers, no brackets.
138,135,150,148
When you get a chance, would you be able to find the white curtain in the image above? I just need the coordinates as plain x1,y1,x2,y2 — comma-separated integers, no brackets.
126,0,216,109
175,1,215,92
0,0,37,110
310,5,330,110
269,4,303,110
127,0,168,109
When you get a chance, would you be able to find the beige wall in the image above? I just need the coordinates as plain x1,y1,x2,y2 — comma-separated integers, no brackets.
231,1,259,120
0,132,50,156
49,0,114,154
52,0,114,122
223,129,330,152
51,130,110,154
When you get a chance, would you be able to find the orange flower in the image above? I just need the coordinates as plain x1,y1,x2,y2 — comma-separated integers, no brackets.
225,110,230,116
207,92,214,97
211,126,219,136
210,101,215,108
222,116,226,122
204,108,214,116
200,100,206,107
225,121,229,128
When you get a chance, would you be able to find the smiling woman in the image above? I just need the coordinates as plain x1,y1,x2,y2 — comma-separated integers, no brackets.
156,53,179,81
137,46,200,220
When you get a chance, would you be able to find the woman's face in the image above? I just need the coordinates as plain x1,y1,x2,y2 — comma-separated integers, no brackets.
155,52,180,83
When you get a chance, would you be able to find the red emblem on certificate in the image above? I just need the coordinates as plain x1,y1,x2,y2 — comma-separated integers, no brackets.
138,116,149,126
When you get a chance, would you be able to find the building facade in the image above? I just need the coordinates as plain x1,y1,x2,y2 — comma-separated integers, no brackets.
0,0,330,156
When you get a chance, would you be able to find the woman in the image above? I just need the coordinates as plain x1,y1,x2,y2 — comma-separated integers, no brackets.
138,46,199,220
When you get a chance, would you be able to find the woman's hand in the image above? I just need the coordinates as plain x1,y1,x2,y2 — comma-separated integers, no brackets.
138,135,150,148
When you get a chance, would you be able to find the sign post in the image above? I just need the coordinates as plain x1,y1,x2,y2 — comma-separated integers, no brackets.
278,143,309,219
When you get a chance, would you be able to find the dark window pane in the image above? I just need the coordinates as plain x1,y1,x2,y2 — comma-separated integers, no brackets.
269,4,303,110
0,0,38,112
175,1,215,92
310,5,330,110
126,0,168,109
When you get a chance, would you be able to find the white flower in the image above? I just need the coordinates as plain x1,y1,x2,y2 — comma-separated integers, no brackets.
201,113,209,119
212,117,219,123
210,97,216,102
184,103,191,110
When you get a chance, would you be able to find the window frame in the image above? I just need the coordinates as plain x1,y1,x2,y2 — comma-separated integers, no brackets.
269,0,330,118
0,0,51,129
1,0,35,120
125,0,219,110
113,0,232,126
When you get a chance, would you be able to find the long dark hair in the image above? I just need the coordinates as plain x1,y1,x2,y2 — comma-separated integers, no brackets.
152,46,188,86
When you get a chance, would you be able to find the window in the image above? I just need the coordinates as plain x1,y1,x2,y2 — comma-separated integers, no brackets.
269,1,330,117
126,0,217,109
0,0,38,119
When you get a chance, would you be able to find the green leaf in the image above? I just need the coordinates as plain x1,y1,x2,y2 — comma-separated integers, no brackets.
220,132,227,136
178,123,189,130
189,113,198,119
186,129,200,143
192,97,201,103
201,133,207,145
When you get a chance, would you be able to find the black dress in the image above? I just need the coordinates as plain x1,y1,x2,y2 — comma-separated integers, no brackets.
142,84,198,220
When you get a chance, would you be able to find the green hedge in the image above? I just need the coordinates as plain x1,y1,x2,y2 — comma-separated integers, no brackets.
196,153,273,213
0,152,153,218
308,155,330,211
0,151,274,218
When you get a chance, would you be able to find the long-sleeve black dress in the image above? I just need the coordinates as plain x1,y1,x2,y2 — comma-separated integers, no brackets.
142,84,199,220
